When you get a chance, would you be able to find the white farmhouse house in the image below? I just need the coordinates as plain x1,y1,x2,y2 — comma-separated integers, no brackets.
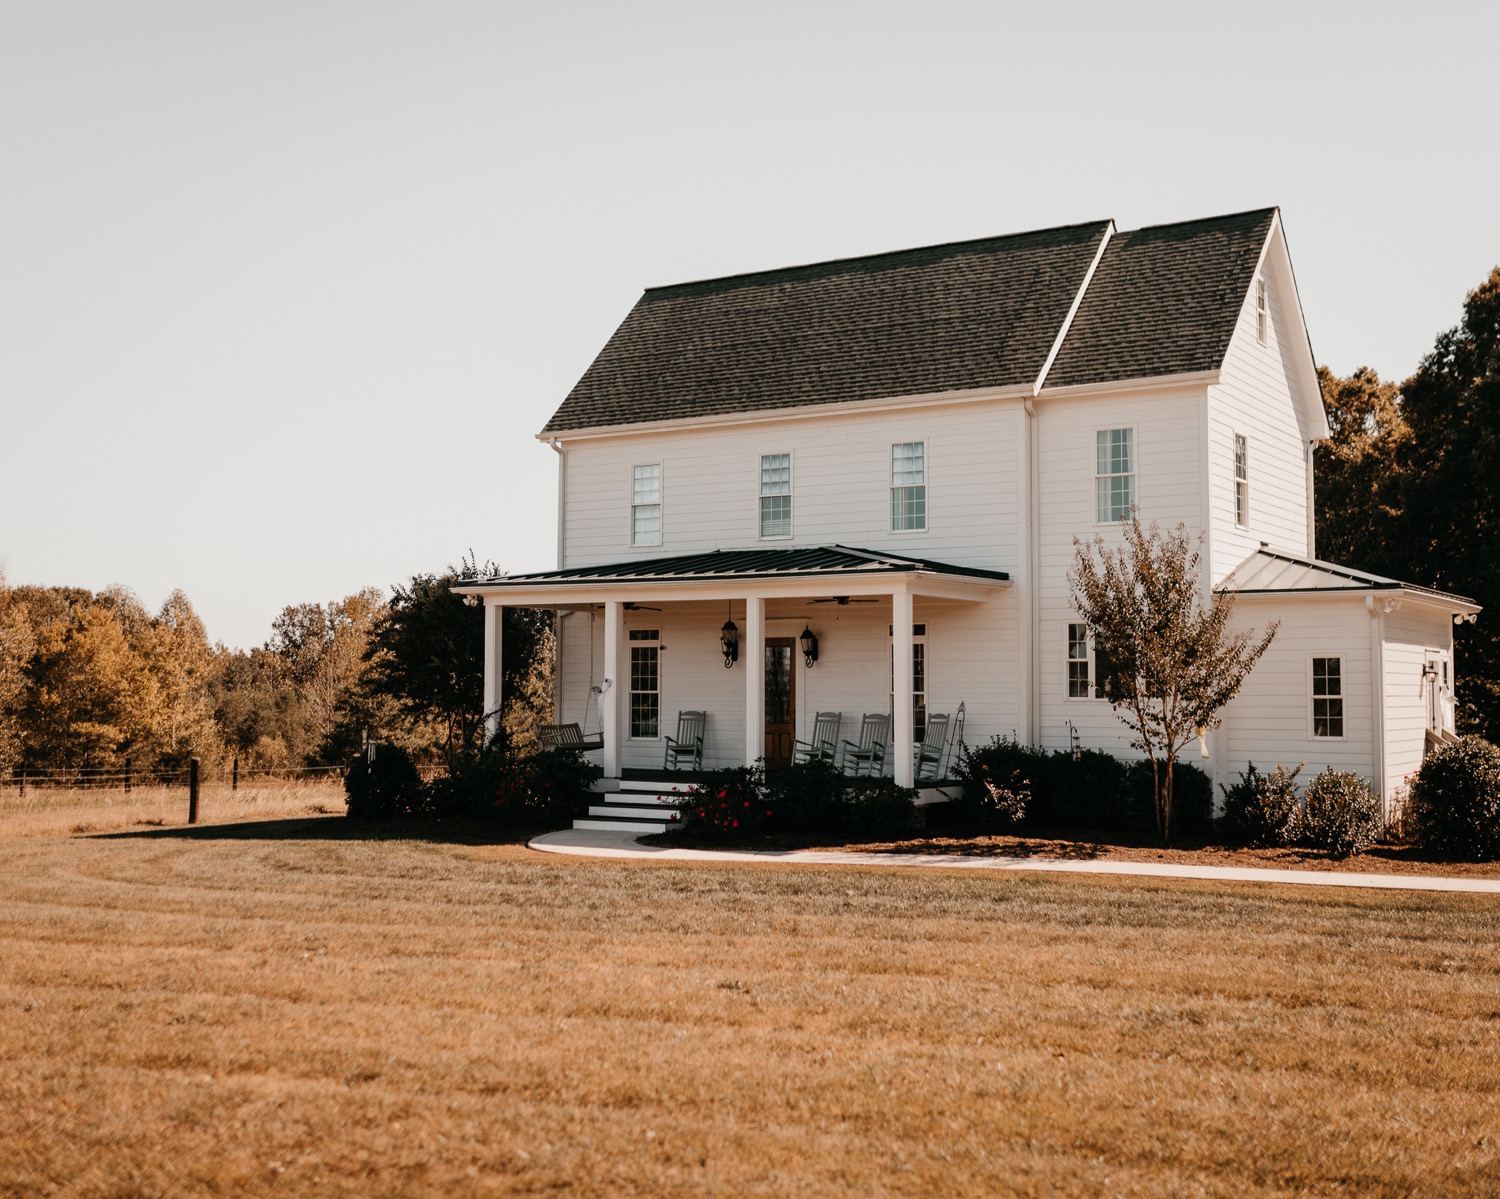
458,209,1477,816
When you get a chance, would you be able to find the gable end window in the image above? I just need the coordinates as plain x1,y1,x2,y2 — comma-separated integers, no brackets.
1256,278,1268,345
632,464,662,546
1095,428,1135,523
1234,434,1249,528
760,453,792,538
1312,656,1343,738
891,442,926,531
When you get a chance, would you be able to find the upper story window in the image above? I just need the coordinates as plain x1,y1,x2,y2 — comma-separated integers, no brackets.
759,453,792,538
1312,656,1343,738
1234,434,1249,528
1095,428,1135,523
631,464,662,546
891,442,926,531
1256,277,1268,344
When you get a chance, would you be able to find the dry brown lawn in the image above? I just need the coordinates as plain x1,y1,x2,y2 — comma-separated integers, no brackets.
2,808,1498,1197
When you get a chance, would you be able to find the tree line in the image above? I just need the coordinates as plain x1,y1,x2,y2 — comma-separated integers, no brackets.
0,565,552,778
1316,266,1500,737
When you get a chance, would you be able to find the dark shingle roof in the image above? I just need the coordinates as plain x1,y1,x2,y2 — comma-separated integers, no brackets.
466,546,1010,588
542,222,1112,433
1045,209,1276,388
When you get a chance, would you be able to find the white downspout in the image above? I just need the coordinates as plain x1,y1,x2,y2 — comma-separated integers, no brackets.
549,437,566,726
1366,595,1387,815
1305,439,1318,558
1021,398,1040,746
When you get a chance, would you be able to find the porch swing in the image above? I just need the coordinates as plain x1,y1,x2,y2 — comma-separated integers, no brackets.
536,611,606,752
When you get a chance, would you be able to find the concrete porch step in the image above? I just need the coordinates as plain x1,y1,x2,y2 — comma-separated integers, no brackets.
573,816,677,834
587,804,682,820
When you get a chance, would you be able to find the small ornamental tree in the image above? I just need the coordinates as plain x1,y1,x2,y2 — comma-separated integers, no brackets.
1070,517,1277,844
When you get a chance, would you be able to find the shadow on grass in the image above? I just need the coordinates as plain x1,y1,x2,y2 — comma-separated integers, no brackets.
92,814,553,847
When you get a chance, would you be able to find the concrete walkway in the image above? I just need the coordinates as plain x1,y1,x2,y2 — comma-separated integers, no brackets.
530,828,1500,895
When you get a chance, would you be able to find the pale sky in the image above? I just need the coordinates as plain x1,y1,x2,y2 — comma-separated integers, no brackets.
2,0,1496,651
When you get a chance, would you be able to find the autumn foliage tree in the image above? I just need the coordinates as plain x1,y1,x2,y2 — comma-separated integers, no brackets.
1070,518,1277,843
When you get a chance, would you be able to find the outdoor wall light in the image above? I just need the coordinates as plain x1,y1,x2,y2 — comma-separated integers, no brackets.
1066,719,1081,761
800,625,819,667
720,616,739,668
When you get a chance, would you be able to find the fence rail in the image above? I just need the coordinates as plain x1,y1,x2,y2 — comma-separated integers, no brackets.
6,762,351,795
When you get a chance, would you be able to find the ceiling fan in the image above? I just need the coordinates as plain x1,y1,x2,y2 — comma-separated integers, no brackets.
591,601,664,611
806,596,877,605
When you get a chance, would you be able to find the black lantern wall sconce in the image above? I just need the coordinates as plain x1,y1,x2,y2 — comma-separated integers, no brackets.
799,625,819,667
720,605,739,669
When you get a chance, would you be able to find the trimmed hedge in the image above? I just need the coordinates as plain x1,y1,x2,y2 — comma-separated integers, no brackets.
1406,735,1500,860
1219,762,1303,848
344,745,426,819
1301,768,1383,859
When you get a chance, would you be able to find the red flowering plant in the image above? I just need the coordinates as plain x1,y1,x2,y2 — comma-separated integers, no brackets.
683,763,770,838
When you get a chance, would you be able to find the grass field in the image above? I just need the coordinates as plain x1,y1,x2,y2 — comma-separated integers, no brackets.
2,803,1498,1197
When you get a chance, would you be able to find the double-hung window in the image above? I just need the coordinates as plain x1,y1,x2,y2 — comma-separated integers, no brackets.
889,623,928,742
1067,623,1110,699
1312,657,1343,738
1234,434,1249,528
891,442,926,531
632,464,662,546
759,453,792,538
629,629,661,738
1095,428,1135,523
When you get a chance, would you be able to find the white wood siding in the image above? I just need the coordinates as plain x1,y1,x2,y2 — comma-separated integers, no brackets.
1034,387,1206,757
1209,266,1315,580
1382,603,1454,804
1219,596,1375,790
559,402,1020,572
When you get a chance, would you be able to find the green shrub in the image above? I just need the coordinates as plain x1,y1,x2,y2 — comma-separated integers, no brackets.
842,777,921,838
344,746,426,819
764,758,848,832
498,747,601,824
1123,759,1213,836
1300,768,1383,858
684,764,770,838
1040,748,1130,829
1219,762,1303,847
1406,735,1500,860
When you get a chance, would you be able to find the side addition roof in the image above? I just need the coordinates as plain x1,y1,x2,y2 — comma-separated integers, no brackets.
1224,546,1480,610
542,222,1112,433
1044,209,1277,389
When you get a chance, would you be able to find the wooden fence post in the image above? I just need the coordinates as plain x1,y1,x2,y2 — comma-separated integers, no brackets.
188,758,199,824
17,768,23,799
124,757,132,794
232,755,239,791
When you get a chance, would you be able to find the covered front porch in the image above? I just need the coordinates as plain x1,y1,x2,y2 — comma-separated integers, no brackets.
454,547,1011,788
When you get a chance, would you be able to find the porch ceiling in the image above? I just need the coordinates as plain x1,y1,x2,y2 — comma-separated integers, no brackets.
452,545,1010,606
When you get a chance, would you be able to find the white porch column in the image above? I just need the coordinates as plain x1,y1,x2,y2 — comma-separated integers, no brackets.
744,596,765,767
602,599,623,778
892,590,915,787
482,599,504,748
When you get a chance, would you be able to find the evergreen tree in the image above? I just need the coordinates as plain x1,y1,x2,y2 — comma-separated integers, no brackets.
1395,267,1500,733
1314,365,1409,571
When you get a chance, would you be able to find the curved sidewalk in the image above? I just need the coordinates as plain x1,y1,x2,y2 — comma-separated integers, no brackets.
530,828,1500,895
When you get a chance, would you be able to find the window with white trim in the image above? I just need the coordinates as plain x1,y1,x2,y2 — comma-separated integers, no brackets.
891,442,926,531
631,464,661,546
1095,428,1135,523
1234,434,1249,528
1256,277,1268,344
1067,623,1110,699
629,628,660,738
1312,656,1343,738
889,623,928,743
759,453,791,538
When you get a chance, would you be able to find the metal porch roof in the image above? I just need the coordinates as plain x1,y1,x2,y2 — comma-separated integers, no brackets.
463,545,1010,588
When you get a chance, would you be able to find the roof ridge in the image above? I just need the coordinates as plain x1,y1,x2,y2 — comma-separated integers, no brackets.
1118,206,1278,236
644,219,1113,295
